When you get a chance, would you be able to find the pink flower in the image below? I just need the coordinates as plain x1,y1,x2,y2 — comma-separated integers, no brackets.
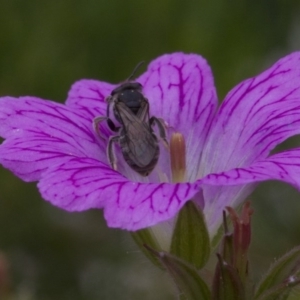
1,53,300,236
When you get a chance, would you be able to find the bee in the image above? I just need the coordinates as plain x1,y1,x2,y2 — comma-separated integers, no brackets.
93,64,168,176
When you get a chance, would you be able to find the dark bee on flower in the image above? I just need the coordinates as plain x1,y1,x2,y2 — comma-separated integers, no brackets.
93,63,168,176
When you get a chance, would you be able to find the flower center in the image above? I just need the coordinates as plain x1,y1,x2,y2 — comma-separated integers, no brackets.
170,132,186,183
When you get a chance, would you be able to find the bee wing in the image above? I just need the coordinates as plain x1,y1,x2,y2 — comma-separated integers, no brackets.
136,99,150,122
118,103,158,167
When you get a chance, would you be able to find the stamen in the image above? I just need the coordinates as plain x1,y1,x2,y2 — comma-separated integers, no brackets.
170,132,186,182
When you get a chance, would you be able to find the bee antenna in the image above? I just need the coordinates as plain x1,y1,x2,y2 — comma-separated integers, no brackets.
127,61,145,81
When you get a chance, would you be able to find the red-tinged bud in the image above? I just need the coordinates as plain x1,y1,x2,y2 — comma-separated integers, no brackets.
212,202,254,299
226,201,253,282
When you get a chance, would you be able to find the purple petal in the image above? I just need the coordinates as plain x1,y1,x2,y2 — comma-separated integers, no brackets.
138,53,218,181
66,79,115,118
202,148,300,188
65,54,218,182
201,52,300,176
0,97,105,181
201,148,300,234
38,156,201,230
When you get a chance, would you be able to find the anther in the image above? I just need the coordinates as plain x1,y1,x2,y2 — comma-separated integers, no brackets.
170,132,186,183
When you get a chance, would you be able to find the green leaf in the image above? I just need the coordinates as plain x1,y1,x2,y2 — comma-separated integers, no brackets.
131,228,163,269
170,201,210,269
255,246,300,299
145,245,211,300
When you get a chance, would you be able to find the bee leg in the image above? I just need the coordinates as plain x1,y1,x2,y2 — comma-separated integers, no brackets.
150,117,169,149
107,135,120,171
107,119,120,132
105,97,120,131
93,116,108,139
93,117,119,139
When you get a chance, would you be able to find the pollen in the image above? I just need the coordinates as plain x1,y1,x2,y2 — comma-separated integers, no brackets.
170,132,186,183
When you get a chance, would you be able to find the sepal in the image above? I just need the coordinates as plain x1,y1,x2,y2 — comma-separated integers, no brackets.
170,201,210,269
255,246,300,299
212,253,245,300
144,245,211,300
131,228,164,269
